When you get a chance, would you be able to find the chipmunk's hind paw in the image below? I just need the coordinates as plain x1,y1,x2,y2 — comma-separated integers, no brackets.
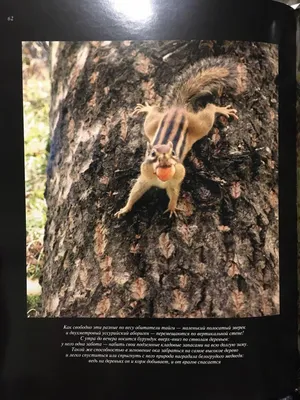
164,207,182,218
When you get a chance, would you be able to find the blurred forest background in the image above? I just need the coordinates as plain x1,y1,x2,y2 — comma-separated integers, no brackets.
23,42,50,315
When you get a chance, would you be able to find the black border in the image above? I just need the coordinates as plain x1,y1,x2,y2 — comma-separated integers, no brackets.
0,1,297,399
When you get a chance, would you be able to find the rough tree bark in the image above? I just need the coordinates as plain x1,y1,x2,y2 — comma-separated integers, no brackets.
42,41,279,318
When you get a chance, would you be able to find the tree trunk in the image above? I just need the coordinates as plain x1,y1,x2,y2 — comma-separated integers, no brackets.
42,40,279,318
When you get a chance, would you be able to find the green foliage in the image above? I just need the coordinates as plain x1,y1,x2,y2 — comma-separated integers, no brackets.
27,294,42,315
23,42,50,280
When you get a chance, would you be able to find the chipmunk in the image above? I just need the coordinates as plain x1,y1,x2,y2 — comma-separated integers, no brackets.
115,56,247,218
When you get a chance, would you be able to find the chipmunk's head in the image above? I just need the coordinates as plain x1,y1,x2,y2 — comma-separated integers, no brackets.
146,141,179,182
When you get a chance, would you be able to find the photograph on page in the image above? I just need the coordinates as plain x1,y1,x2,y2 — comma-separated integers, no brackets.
23,40,279,318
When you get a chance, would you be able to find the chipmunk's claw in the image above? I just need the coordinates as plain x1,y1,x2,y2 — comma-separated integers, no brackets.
114,207,130,218
218,105,239,120
164,208,179,218
131,102,153,117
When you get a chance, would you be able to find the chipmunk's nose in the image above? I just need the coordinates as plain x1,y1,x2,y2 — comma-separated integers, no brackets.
158,153,171,168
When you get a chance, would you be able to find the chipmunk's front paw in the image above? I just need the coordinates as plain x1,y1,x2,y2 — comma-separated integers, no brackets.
218,105,238,120
114,207,131,218
132,102,152,116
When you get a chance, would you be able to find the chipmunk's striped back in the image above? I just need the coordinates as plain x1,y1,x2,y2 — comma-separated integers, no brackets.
152,108,189,161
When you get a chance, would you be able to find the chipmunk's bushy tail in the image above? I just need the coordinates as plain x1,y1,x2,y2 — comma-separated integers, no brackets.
163,56,247,108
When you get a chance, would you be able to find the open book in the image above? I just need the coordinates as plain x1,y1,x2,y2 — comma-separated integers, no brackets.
0,0,298,399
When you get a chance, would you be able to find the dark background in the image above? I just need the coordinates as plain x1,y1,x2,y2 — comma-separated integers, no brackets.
0,0,297,399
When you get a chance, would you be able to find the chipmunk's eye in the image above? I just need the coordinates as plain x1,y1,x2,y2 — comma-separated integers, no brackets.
172,150,176,156
151,150,156,157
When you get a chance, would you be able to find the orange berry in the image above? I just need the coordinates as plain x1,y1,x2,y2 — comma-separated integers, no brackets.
156,166,175,182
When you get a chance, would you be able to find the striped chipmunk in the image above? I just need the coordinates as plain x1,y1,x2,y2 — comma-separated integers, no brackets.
115,56,247,218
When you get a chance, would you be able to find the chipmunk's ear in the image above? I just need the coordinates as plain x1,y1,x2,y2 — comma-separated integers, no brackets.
168,141,173,150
